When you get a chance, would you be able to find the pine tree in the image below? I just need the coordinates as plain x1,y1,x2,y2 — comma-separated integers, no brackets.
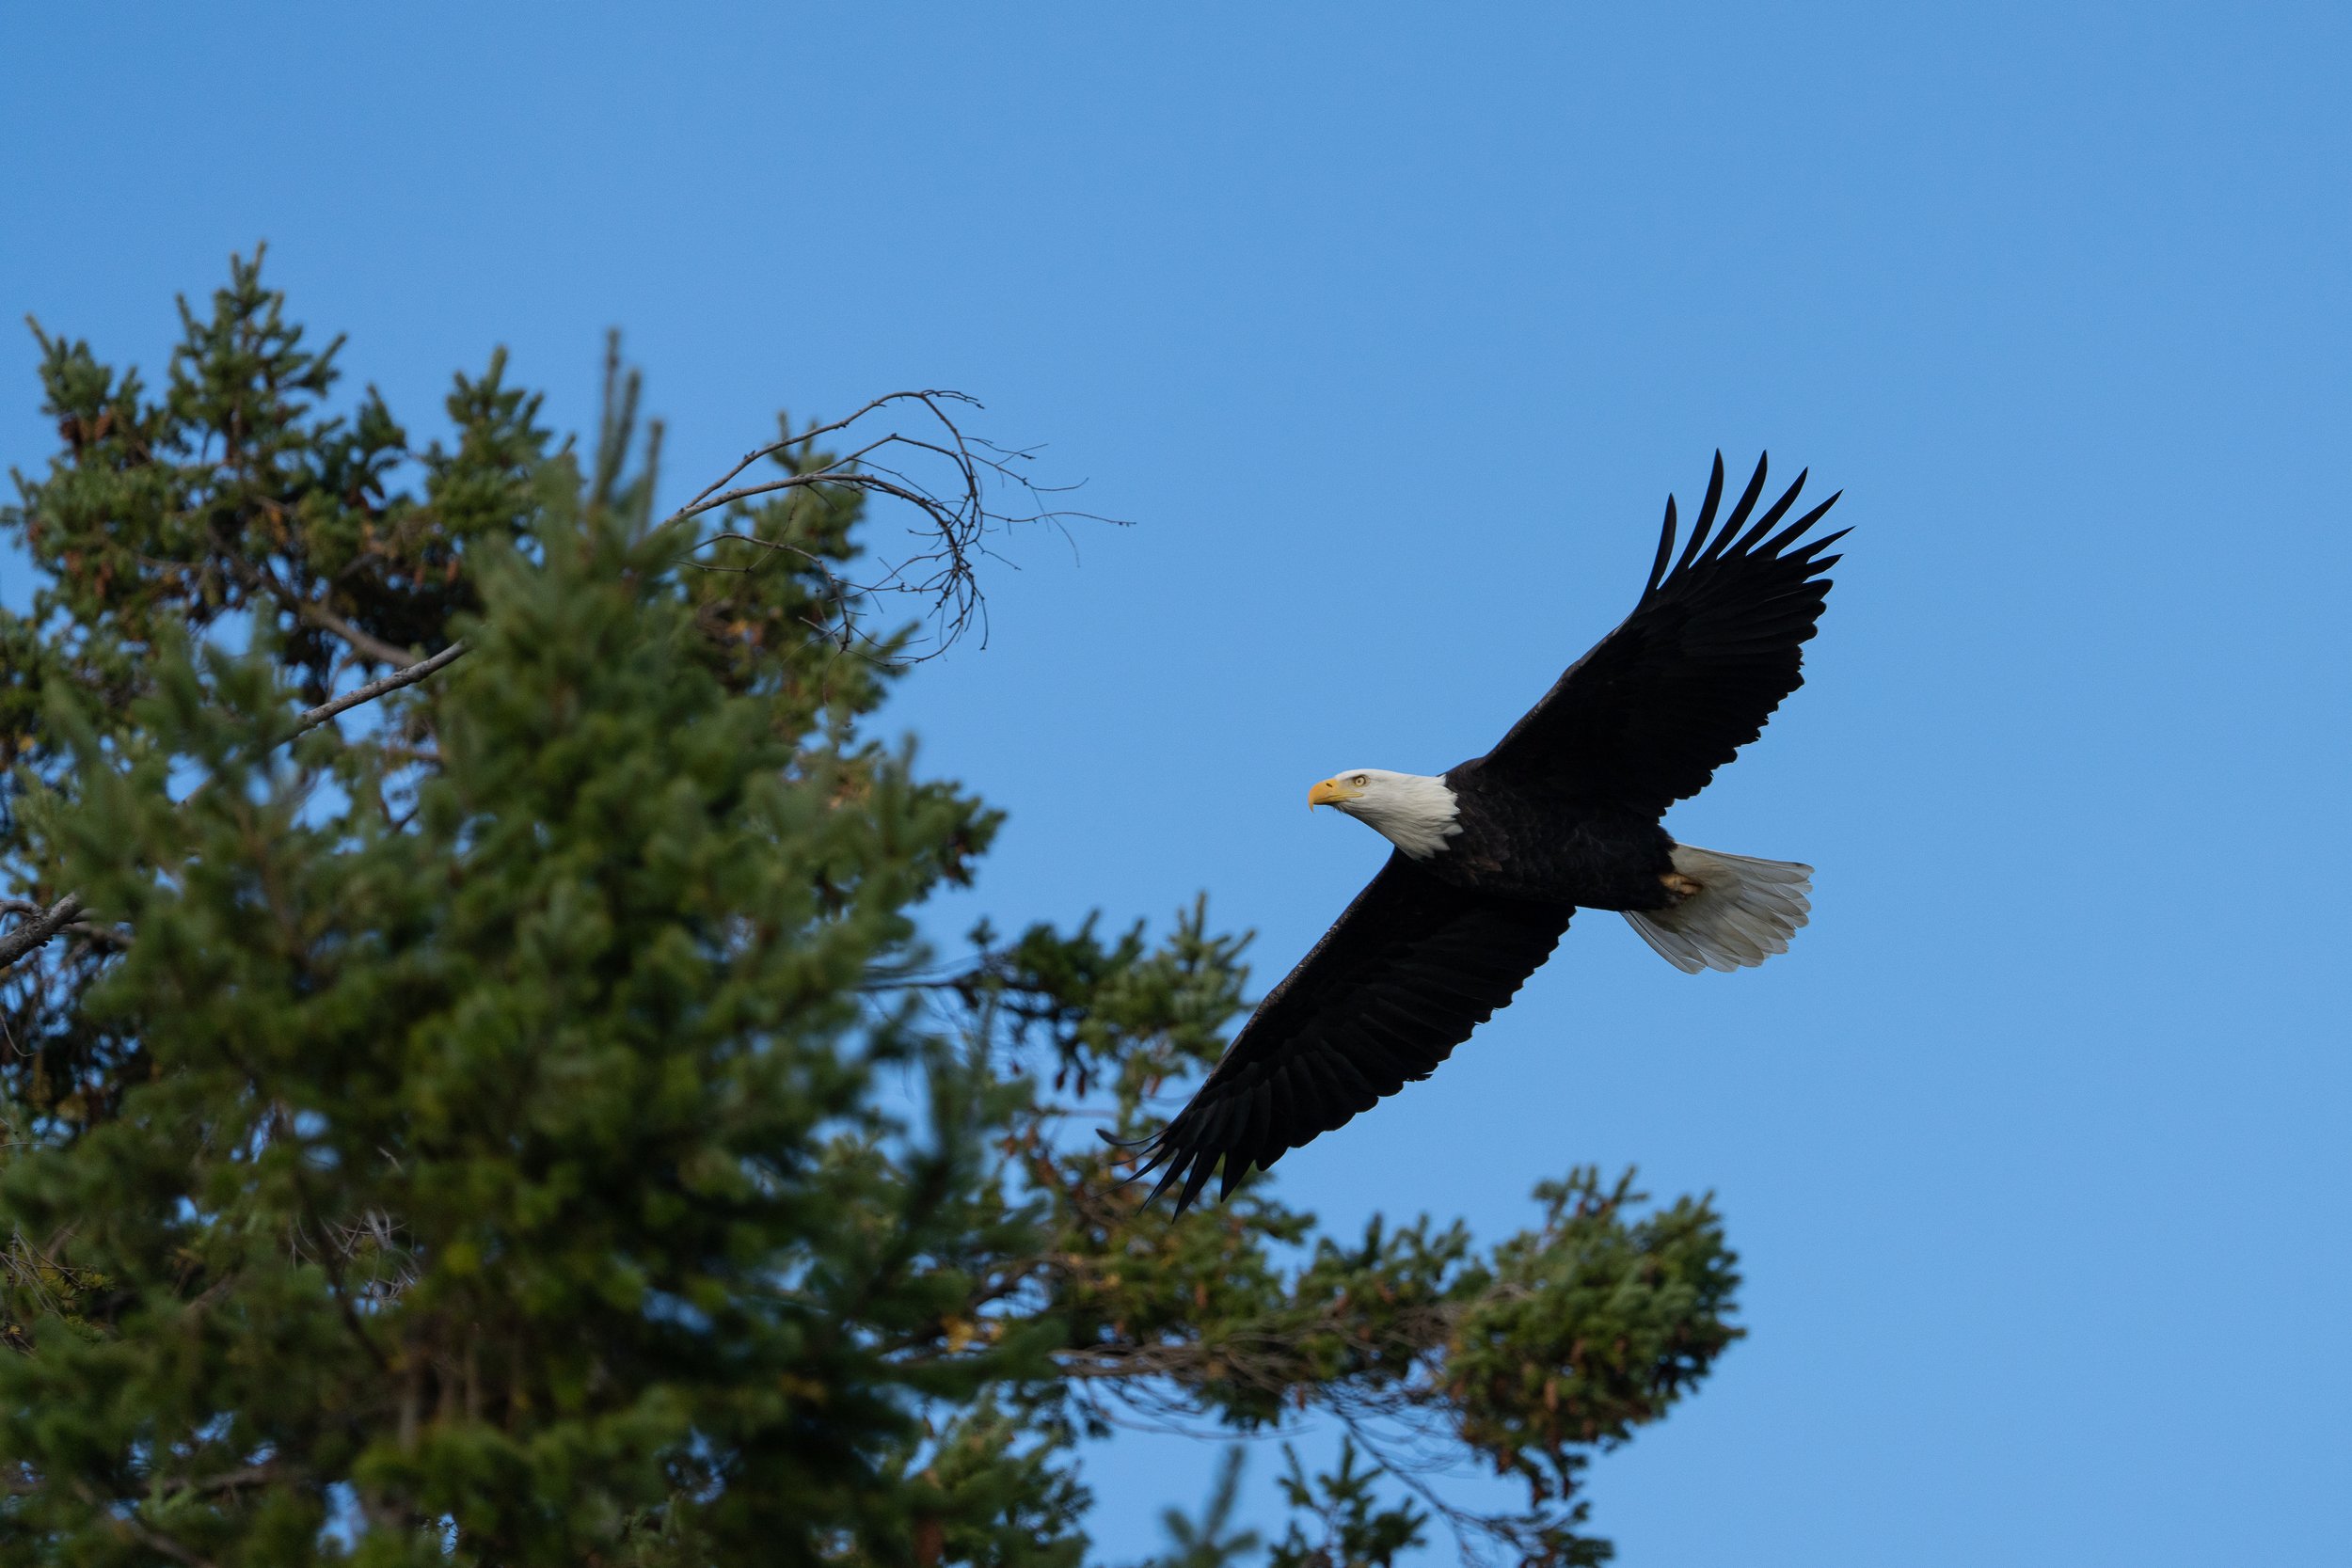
1,251,1742,1566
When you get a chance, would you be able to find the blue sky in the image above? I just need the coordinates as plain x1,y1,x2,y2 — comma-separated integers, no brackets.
6,3,2347,1561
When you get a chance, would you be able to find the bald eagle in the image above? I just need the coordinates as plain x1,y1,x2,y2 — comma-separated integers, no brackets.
1122,452,1847,1213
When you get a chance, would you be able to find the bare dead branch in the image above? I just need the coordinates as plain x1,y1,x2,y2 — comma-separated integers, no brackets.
676,388,980,517
291,640,469,737
0,895,84,974
667,389,1123,661
291,600,414,670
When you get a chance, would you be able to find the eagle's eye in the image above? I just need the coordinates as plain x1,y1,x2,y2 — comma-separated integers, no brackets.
1352,774,1368,787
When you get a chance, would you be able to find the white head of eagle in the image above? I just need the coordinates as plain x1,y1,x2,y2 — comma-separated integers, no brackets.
1308,768,1462,859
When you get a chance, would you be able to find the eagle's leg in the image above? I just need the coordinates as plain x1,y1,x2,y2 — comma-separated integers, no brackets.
1660,871,1703,898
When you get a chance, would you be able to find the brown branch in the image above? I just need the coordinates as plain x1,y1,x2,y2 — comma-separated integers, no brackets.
675,389,977,517
669,388,1120,662
217,539,416,668
0,895,84,973
292,641,468,737
0,900,131,950
163,1461,282,1498
116,1518,217,1568
290,599,414,669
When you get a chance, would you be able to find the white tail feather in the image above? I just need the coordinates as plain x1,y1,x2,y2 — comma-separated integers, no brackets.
1622,844,1813,974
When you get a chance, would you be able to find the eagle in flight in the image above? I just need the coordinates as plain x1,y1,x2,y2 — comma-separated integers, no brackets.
1121,452,1848,1213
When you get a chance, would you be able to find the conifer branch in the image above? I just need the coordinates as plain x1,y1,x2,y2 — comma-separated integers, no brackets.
0,641,469,974
0,385,1086,969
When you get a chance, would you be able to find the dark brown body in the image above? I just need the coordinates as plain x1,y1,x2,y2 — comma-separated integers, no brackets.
1432,757,1679,911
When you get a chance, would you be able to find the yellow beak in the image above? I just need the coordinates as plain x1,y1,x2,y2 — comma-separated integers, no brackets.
1308,779,1357,810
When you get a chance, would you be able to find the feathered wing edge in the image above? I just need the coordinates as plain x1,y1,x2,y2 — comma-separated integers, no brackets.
1481,451,1850,810
1106,861,1574,1216
1642,451,1847,609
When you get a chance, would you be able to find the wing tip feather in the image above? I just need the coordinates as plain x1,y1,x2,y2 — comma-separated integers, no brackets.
1647,495,1679,594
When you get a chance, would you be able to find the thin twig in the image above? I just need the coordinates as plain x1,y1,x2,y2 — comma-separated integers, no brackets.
667,388,1121,661
675,389,978,516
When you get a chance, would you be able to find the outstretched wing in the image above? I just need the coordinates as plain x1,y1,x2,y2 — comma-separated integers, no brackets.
1123,854,1573,1214
1482,452,1846,813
